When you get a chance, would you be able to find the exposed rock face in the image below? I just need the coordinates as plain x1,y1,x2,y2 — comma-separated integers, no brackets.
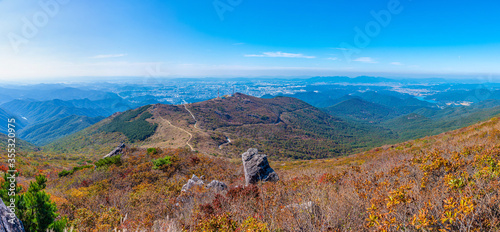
103,143,126,159
242,148,279,185
0,198,25,232
207,180,228,192
181,174,204,192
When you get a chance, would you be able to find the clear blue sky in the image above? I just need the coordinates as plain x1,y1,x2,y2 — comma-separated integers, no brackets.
1,0,499,80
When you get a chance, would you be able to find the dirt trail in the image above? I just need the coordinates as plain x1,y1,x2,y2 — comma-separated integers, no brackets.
218,135,231,149
183,103,233,150
160,116,194,151
183,104,199,129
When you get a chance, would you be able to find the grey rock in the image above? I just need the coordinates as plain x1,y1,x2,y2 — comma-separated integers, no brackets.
206,180,228,192
0,198,25,232
242,148,279,185
103,143,126,159
181,174,204,192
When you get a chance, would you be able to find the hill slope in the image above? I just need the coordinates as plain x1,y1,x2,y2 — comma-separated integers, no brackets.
19,115,104,146
383,100,500,141
324,98,399,123
0,133,36,152
1,98,146,145
0,108,28,134
46,93,395,159
1,99,110,124
37,112,500,231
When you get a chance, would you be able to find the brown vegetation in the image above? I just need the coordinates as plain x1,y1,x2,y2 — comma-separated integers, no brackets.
4,116,500,231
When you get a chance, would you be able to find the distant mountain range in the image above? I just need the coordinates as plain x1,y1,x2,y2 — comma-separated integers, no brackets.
0,108,28,134
0,85,118,105
6,78,500,154
19,115,104,146
284,89,500,143
0,94,161,146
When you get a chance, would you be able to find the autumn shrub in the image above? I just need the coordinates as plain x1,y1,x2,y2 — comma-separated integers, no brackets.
227,185,260,200
0,164,8,173
239,216,270,232
194,213,237,232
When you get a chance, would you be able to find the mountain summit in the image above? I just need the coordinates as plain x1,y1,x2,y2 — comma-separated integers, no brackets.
46,93,393,159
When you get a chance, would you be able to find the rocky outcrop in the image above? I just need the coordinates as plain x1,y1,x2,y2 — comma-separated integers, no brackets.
207,180,228,191
180,175,228,193
0,198,25,232
242,148,279,185
103,143,126,159
181,174,205,192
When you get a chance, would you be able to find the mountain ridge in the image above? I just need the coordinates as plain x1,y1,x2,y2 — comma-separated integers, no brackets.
45,93,395,160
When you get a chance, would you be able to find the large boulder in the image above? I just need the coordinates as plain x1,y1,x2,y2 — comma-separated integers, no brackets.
242,148,279,185
181,174,204,192
103,143,126,159
0,198,25,232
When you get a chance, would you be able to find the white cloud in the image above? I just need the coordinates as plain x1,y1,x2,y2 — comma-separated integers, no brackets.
91,54,127,59
245,51,316,59
353,57,377,63
390,62,403,65
327,57,339,61
330,47,351,51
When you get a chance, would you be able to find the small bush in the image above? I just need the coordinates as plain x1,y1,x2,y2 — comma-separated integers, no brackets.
58,170,72,178
95,155,122,169
58,165,94,178
152,156,172,170
147,148,158,155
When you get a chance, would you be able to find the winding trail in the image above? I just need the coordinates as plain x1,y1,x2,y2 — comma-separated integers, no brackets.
183,103,199,129
160,116,195,151
218,135,232,149
183,102,233,150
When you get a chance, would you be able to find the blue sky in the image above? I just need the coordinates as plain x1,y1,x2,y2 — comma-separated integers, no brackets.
1,0,499,80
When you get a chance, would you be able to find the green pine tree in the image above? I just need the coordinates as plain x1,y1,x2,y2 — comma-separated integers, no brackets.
1,174,67,232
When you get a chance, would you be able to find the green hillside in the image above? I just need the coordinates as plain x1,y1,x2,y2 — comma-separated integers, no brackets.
100,105,157,142
324,98,399,122
0,133,37,152
0,108,28,134
44,105,157,155
384,103,500,141
19,115,104,146
1,99,109,124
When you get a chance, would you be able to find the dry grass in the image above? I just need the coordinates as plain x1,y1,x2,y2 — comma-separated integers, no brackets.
4,117,500,231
